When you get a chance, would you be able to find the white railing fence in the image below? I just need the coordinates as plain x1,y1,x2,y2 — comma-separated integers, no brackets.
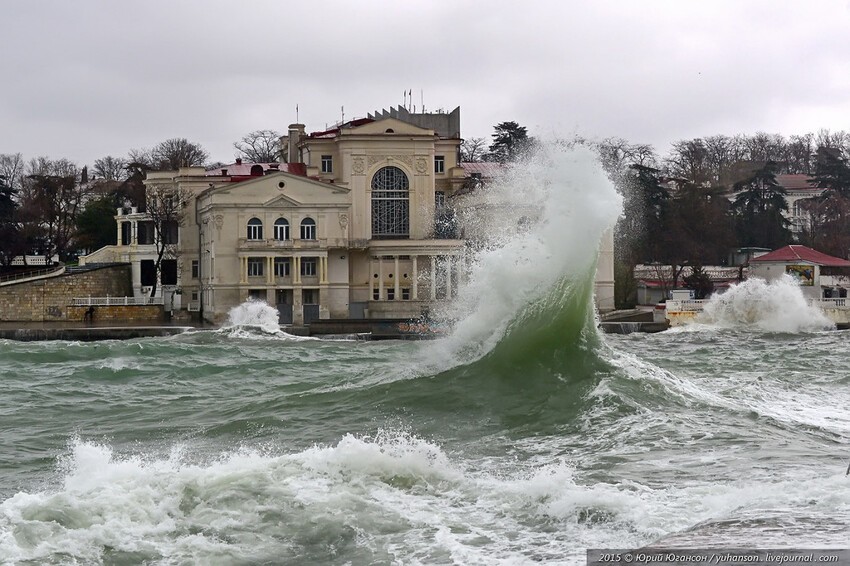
71,296,164,306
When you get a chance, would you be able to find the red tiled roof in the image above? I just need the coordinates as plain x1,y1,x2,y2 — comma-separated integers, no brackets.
461,162,503,177
775,174,820,191
205,162,307,178
308,117,374,138
750,245,850,267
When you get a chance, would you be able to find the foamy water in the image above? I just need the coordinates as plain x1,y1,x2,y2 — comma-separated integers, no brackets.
693,275,833,332
221,299,315,340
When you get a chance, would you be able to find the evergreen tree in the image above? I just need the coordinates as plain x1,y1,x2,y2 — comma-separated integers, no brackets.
730,161,791,249
487,121,531,163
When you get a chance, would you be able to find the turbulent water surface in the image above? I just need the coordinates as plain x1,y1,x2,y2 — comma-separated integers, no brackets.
2,147,849,565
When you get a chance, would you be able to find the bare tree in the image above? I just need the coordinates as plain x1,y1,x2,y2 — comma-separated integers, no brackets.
129,139,209,172
144,184,188,298
151,138,209,170
234,130,282,163
460,137,487,163
93,156,128,181
0,153,25,193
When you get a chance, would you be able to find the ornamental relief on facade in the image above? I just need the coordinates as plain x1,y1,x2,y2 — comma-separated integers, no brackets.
415,157,428,175
352,157,365,175
367,155,413,170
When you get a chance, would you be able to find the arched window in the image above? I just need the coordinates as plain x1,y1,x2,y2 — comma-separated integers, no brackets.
300,217,316,240
247,217,263,240
371,166,409,238
274,218,290,240
250,164,264,176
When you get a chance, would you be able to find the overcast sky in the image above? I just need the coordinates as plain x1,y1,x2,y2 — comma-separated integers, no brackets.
3,1,850,167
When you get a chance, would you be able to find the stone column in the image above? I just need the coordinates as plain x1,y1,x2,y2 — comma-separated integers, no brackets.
411,255,418,300
240,257,247,284
267,256,274,284
394,255,400,299
378,256,384,301
446,255,453,300
320,256,328,284
430,256,437,300
294,257,301,284
369,257,375,299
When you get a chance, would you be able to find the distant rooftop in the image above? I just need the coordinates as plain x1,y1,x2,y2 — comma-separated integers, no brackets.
751,245,850,267
775,174,821,191
206,160,307,178
461,162,503,177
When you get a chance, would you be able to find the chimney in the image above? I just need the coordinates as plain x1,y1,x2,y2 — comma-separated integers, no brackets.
221,169,227,176
236,158,242,165
288,123,305,164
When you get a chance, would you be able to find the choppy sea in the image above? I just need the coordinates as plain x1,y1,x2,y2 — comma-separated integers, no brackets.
2,146,848,565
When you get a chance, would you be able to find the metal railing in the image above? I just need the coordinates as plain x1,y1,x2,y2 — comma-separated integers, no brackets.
0,264,65,285
668,297,850,313
665,299,708,312
71,296,164,306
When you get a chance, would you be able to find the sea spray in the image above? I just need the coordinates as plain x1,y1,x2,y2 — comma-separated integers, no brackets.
222,299,314,340
698,274,833,332
428,143,622,368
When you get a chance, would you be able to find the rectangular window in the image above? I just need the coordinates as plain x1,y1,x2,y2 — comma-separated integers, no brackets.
274,257,290,277
434,155,445,174
435,191,446,209
321,155,333,173
163,220,179,245
138,221,155,245
191,291,199,301
191,259,199,279
301,222,316,240
274,221,289,240
301,257,316,276
161,259,177,285
247,221,263,240
402,288,410,300
387,288,395,301
373,288,380,300
121,222,131,245
140,259,156,286
247,257,264,277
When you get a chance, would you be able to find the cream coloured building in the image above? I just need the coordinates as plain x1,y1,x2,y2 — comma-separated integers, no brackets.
81,105,616,324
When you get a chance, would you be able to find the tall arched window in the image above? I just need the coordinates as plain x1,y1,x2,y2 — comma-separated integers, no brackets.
274,218,290,240
300,217,316,240
371,166,409,238
247,217,263,240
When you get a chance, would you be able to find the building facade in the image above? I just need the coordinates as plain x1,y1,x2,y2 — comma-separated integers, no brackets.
81,105,617,324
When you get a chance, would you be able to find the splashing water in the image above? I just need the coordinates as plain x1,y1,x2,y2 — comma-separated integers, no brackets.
697,274,833,332
429,143,622,367
225,299,282,333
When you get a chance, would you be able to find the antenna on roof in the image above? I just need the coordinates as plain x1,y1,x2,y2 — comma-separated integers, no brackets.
341,105,344,124
296,103,299,123
421,89,424,113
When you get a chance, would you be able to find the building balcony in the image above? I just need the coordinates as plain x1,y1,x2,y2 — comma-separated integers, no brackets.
237,238,348,251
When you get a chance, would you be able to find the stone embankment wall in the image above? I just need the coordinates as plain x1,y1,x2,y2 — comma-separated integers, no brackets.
0,265,162,322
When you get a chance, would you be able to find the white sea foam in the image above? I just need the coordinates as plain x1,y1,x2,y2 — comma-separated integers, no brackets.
427,143,622,368
2,432,849,564
697,275,833,332
220,299,314,340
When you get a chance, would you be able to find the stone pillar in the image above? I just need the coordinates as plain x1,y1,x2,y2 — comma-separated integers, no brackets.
446,256,453,300
378,257,384,301
369,257,375,299
320,256,328,284
411,255,418,300
394,255,400,299
240,257,247,284
430,256,437,300
294,257,301,284
267,256,274,284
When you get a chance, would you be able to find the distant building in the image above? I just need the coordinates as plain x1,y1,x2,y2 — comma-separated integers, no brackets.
749,244,850,299
82,104,616,324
